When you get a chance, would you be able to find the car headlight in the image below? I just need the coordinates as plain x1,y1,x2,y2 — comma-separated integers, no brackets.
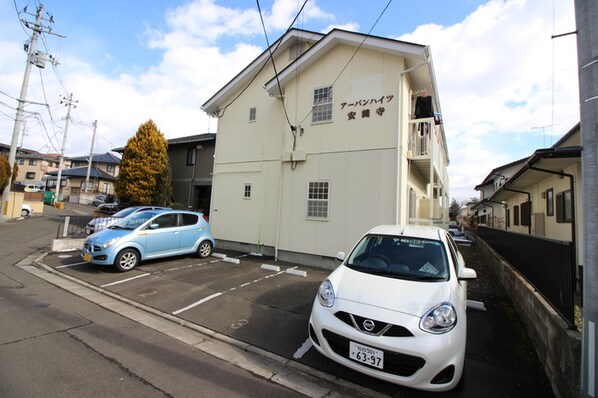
101,237,121,249
317,279,335,307
420,303,457,334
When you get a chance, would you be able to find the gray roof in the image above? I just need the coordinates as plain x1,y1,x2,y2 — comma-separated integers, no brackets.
47,166,117,180
68,152,121,164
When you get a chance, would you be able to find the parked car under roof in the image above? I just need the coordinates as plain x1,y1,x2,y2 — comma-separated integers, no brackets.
81,209,214,272
308,224,477,392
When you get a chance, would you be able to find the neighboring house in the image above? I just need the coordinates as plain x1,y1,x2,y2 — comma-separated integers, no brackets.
166,134,216,214
472,157,527,228
202,28,450,267
46,165,118,203
474,123,582,266
8,146,62,186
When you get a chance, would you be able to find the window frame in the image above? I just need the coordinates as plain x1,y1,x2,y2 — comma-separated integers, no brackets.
311,86,333,124
186,147,196,166
556,190,572,223
513,205,520,226
546,188,554,216
243,183,252,199
249,107,256,122
306,181,330,221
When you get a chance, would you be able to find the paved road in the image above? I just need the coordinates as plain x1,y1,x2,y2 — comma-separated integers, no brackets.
1,204,556,397
0,206,322,398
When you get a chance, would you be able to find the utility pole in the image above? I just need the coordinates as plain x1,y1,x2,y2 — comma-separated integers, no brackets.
85,120,98,192
55,93,77,203
576,0,598,397
1,4,44,219
1,3,62,218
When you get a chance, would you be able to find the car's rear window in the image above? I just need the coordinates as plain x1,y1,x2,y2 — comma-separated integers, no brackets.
346,234,449,281
181,213,199,226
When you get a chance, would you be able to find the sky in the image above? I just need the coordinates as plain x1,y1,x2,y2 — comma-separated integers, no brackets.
0,0,579,202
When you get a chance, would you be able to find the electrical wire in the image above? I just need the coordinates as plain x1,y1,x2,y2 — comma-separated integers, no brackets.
299,0,393,125
256,0,294,131
215,0,309,118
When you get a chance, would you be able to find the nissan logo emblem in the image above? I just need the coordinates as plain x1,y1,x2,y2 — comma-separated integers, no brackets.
362,319,376,332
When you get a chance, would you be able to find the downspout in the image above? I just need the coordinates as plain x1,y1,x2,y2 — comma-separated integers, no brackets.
486,199,507,228
479,201,494,225
503,187,532,235
528,166,577,271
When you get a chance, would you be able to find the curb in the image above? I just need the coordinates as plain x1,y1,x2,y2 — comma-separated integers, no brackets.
25,252,389,398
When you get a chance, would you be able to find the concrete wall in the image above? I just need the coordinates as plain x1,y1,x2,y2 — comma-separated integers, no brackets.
478,238,581,398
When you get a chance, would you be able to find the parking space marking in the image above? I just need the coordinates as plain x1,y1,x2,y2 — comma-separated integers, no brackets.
172,292,223,315
56,261,87,269
172,270,286,315
100,273,150,287
293,338,313,359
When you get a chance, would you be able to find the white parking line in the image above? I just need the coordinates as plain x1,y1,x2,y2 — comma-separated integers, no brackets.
172,292,223,315
100,273,150,287
293,338,313,359
56,262,87,269
172,270,287,315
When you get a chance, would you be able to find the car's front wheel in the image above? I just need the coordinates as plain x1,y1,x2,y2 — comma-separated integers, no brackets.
197,241,213,258
114,248,139,272
21,209,30,217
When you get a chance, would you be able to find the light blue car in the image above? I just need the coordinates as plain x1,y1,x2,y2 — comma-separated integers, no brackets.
81,209,214,272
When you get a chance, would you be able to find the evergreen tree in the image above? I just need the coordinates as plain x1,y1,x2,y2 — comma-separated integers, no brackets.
0,156,11,191
449,197,461,220
116,120,172,206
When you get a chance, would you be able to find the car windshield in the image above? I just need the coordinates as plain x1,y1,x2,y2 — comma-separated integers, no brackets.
345,234,449,281
111,211,159,230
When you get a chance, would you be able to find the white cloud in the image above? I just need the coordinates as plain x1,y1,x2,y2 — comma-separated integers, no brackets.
0,0,579,204
399,0,579,201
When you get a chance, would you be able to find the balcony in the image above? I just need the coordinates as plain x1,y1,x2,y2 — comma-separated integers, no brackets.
406,117,445,184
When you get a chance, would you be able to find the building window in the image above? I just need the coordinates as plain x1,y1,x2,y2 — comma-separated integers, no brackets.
307,181,329,220
243,183,251,199
546,188,554,216
28,159,37,166
17,159,24,165
312,86,333,123
106,164,115,173
187,148,196,166
556,190,572,223
103,183,109,194
506,208,511,228
521,201,531,227
514,205,520,226
249,107,256,122
26,172,36,179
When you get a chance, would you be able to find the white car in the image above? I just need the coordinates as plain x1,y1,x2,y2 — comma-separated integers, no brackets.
21,203,32,217
308,225,477,392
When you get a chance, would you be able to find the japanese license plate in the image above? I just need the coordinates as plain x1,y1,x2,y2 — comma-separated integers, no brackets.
84,253,92,262
349,341,384,369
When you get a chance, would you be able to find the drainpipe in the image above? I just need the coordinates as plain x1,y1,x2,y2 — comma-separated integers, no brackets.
486,199,507,229
503,187,532,235
479,201,494,226
528,166,577,272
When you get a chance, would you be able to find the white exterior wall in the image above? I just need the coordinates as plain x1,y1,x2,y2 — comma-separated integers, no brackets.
504,162,583,265
209,39,446,263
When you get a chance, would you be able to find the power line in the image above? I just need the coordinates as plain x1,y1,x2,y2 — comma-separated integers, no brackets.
215,0,309,118
299,0,393,125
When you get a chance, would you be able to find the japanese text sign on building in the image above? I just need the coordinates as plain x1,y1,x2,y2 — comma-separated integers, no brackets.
340,95,394,121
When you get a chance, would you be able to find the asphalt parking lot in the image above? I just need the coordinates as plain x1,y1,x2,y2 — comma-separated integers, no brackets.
38,243,555,397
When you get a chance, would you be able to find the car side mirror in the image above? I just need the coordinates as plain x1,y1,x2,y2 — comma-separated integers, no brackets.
458,267,477,280
336,251,346,261
149,223,160,230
